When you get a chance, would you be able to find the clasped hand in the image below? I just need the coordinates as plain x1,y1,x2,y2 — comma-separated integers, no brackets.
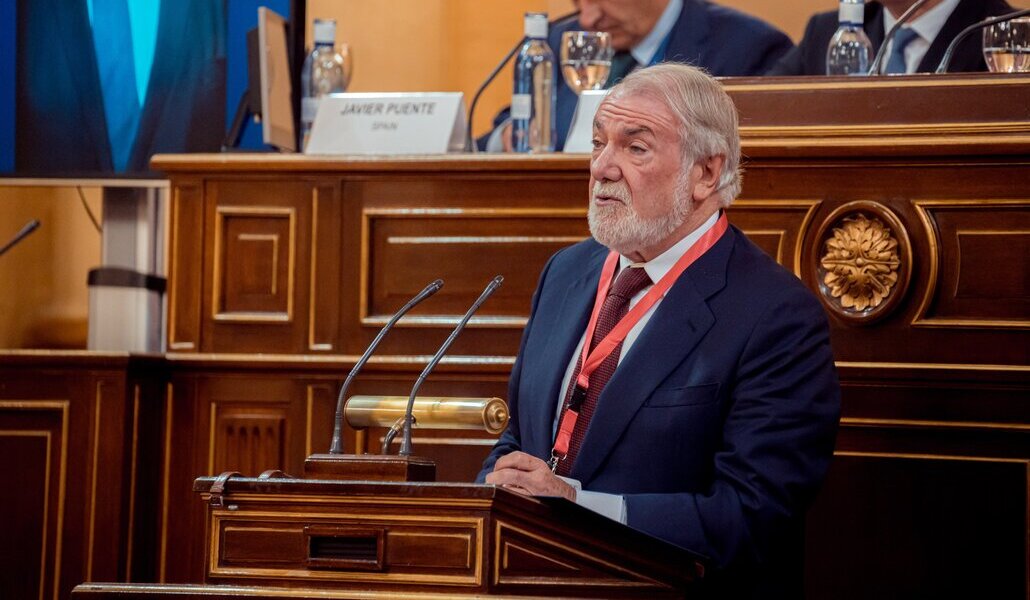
484,451,577,502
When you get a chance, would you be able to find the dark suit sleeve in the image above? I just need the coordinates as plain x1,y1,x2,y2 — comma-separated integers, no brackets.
744,28,795,76
765,15,821,76
475,251,559,481
622,288,840,570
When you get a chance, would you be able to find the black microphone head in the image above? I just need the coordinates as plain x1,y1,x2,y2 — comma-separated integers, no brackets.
429,278,444,291
490,275,504,288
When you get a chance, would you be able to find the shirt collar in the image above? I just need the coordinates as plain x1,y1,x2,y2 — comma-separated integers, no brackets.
882,0,960,44
619,209,721,284
631,0,682,66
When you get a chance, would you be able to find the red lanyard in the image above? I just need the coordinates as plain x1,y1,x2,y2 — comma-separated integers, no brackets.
549,213,729,471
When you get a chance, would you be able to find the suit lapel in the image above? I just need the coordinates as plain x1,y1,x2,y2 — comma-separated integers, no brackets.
57,0,111,170
570,228,736,484
918,0,987,72
665,0,709,67
866,4,887,53
523,246,607,456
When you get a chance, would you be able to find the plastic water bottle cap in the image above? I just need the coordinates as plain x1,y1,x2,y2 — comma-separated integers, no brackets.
838,3,865,25
313,19,337,45
524,13,548,39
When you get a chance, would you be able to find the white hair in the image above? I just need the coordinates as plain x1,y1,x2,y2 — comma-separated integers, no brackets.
610,63,743,206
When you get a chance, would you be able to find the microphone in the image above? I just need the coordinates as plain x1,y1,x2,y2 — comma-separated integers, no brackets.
868,0,934,75
465,11,580,152
397,275,504,456
935,9,1030,74
0,220,41,259
327,279,444,454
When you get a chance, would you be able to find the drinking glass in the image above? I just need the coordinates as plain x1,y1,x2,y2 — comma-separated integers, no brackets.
560,31,614,94
982,17,1030,73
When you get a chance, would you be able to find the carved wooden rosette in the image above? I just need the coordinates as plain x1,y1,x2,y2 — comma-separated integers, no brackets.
814,201,912,325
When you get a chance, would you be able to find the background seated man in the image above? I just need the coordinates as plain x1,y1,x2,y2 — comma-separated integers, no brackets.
479,64,840,598
485,0,793,151
767,0,1015,75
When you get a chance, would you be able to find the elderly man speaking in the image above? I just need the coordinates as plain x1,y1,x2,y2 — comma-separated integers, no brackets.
479,64,840,598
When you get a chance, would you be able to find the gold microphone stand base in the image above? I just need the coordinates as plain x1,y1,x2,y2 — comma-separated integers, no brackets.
303,453,436,482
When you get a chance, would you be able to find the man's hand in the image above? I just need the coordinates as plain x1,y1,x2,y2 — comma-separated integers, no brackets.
485,451,577,501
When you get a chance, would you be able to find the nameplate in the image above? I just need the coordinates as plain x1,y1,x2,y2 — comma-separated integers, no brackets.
563,90,609,153
306,92,466,155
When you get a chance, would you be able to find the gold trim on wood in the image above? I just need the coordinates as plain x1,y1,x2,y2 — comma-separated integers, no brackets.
125,386,140,580
209,512,484,586
385,235,585,245
0,400,71,600
167,185,195,349
835,360,1029,372
737,229,786,265
840,417,1030,432
814,201,912,325
724,75,1028,93
835,451,1030,464
307,188,333,351
728,199,821,276
359,207,588,327
211,206,297,324
491,520,665,589
158,385,173,583
306,387,314,457
0,429,52,600
85,386,103,580
912,199,1028,330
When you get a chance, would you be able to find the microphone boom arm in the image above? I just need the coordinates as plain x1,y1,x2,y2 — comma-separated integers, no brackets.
327,279,443,454
398,276,504,456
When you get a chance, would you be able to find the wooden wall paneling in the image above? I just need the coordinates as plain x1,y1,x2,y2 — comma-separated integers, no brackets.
167,181,204,351
724,199,821,274
308,183,343,352
0,353,148,600
737,158,1030,366
805,454,1028,599
912,199,1029,330
202,179,315,353
339,171,587,360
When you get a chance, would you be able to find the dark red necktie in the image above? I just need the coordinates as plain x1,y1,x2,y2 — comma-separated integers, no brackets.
556,266,652,476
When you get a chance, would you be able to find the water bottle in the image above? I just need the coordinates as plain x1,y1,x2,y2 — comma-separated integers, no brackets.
826,0,873,75
512,13,556,153
301,19,348,149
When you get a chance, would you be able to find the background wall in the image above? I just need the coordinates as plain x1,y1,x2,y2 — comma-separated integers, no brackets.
0,186,101,347
307,0,829,137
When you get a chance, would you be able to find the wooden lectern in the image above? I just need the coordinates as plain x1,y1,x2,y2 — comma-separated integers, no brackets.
185,474,705,598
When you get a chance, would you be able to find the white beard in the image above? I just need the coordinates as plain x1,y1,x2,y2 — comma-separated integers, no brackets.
587,178,691,256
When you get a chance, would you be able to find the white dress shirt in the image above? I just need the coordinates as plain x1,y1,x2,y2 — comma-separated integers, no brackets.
555,210,721,522
882,0,961,73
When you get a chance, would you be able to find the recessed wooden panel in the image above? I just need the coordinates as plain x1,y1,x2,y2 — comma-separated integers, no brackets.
213,207,296,322
362,208,588,326
168,182,204,351
493,521,666,590
222,525,306,566
0,433,49,600
211,405,288,476
806,454,1027,599
726,200,820,275
0,399,69,600
914,200,1029,329
210,512,482,585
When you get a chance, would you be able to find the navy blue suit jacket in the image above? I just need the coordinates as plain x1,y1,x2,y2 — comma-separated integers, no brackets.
488,1,792,150
766,0,1014,76
15,0,225,175
479,227,840,597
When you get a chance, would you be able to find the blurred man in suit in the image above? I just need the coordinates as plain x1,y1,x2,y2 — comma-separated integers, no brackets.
486,0,792,150
767,0,1015,75
16,0,225,174
479,64,840,598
